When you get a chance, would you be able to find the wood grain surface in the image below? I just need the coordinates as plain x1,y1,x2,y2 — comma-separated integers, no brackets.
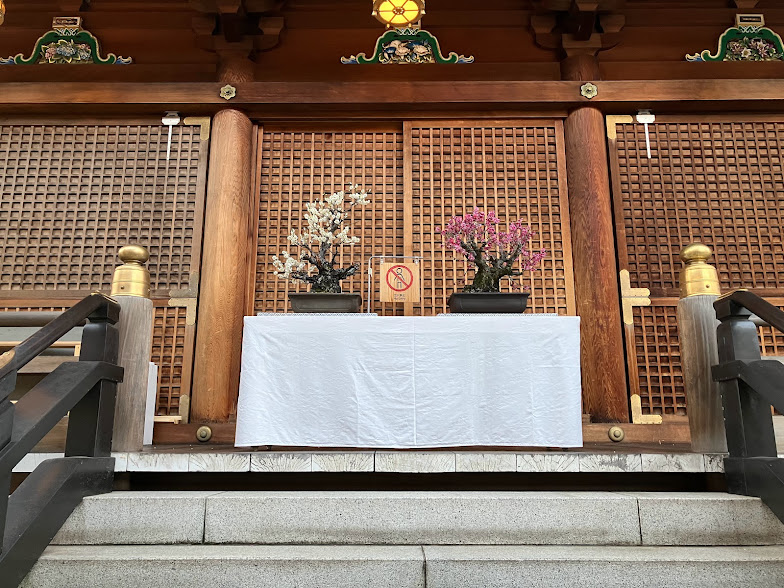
191,109,254,422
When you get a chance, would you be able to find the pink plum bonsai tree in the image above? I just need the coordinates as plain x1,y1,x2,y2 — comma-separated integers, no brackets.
437,208,546,293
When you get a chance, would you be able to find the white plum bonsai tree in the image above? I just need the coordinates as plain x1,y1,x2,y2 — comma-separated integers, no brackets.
437,207,547,292
272,184,370,293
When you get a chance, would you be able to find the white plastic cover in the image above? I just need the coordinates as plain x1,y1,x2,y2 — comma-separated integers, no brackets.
236,315,583,448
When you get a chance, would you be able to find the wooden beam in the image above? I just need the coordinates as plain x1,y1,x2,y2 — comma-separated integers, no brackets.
562,54,628,423
191,109,254,422
0,80,783,109
151,421,690,447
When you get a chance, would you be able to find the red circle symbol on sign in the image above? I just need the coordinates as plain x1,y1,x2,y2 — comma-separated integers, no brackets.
386,265,414,292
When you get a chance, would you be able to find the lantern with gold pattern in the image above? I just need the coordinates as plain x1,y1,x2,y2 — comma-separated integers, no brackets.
372,0,425,29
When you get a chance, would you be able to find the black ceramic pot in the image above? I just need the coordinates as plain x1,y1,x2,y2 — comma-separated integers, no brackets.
447,292,530,314
289,293,363,313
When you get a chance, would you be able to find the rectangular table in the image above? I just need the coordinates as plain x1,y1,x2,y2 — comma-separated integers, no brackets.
236,315,583,448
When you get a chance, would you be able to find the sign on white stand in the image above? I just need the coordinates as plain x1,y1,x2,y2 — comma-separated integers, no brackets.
143,362,158,446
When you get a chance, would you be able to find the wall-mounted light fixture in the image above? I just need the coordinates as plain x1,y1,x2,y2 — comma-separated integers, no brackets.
636,110,656,159
0,1,6,26
162,111,181,161
372,0,425,29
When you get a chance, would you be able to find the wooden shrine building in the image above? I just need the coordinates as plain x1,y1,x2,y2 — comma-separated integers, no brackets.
1,0,784,446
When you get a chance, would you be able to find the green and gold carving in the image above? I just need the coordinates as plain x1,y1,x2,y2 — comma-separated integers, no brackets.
686,14,784,62
1,17,132,65
342,27,473,65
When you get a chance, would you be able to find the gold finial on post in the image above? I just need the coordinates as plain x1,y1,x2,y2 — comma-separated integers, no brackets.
679,243,720,298
111,245,151,298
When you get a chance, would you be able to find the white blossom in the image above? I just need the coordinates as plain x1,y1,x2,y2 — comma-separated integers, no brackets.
271,184,370,287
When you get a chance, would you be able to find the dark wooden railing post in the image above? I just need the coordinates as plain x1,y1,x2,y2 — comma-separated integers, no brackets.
712,290,784,521
64,304,120,458
714,295,777,463
0,367,16,552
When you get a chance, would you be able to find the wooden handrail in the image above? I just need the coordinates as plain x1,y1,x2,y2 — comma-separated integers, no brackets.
0,293,123,587
0,312,85,328
0,294,118,384
712,290,784,524
714,289,784,333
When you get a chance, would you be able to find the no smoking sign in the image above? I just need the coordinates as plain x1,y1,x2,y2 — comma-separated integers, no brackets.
379,262,420,303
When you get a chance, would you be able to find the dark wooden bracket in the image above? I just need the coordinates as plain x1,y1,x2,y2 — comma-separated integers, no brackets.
532,0,625,58
190,0,287,81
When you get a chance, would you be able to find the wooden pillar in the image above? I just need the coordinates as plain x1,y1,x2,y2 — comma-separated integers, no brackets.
110,245,154,452
191,109,253,422
562,54,629,422
215,39,255,84
677,244,727,453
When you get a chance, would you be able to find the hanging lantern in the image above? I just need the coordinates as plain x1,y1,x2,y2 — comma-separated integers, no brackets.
372,0,425,29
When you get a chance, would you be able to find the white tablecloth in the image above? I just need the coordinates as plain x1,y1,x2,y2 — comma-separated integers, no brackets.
236,315,583,448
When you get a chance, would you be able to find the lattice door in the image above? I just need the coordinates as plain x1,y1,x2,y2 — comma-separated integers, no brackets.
608,115,784,415
405,121,575,316
252,121,575,318
252,124,405,315
0,118,209,416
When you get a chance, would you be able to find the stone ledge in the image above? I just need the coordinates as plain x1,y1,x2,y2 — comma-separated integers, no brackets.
21,545,784,588
423,545,784,588
203,491,641,546
53,491,784,547
13,451,735,474
22,545,426,588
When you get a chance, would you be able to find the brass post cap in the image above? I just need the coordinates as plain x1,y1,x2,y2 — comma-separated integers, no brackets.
680,243,712,263
111,245,151,298
118,245,150,265
679,242,720,298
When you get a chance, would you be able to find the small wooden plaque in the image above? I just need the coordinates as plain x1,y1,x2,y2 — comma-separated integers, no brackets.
379,262,420,303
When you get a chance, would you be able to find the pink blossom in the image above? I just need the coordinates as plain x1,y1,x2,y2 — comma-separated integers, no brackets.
439,207,547,279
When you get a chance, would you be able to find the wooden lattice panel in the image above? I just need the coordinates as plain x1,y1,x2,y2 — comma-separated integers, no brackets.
0,123,204,295
0,302,189,417
407,121,575,316
759,300,784,358
253,126,405,314
611,116,784,417
614,119,784,294
0,304,69,313
631,303,685,416
630,300,784,416
151,304,190,416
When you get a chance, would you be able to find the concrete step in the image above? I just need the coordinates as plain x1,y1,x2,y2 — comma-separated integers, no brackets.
22,545,784,588
52,491,784,547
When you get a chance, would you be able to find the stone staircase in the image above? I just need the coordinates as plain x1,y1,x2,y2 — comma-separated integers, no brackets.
21,491,784,587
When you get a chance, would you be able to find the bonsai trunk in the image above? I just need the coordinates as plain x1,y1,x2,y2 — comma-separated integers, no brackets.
464,266,512,293
310,272,342,293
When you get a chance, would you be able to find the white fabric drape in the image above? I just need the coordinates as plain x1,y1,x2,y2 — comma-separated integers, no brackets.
236,315,583,448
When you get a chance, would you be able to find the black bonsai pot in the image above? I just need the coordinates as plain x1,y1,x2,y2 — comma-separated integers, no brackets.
289,293,363,313
447,292,530,314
